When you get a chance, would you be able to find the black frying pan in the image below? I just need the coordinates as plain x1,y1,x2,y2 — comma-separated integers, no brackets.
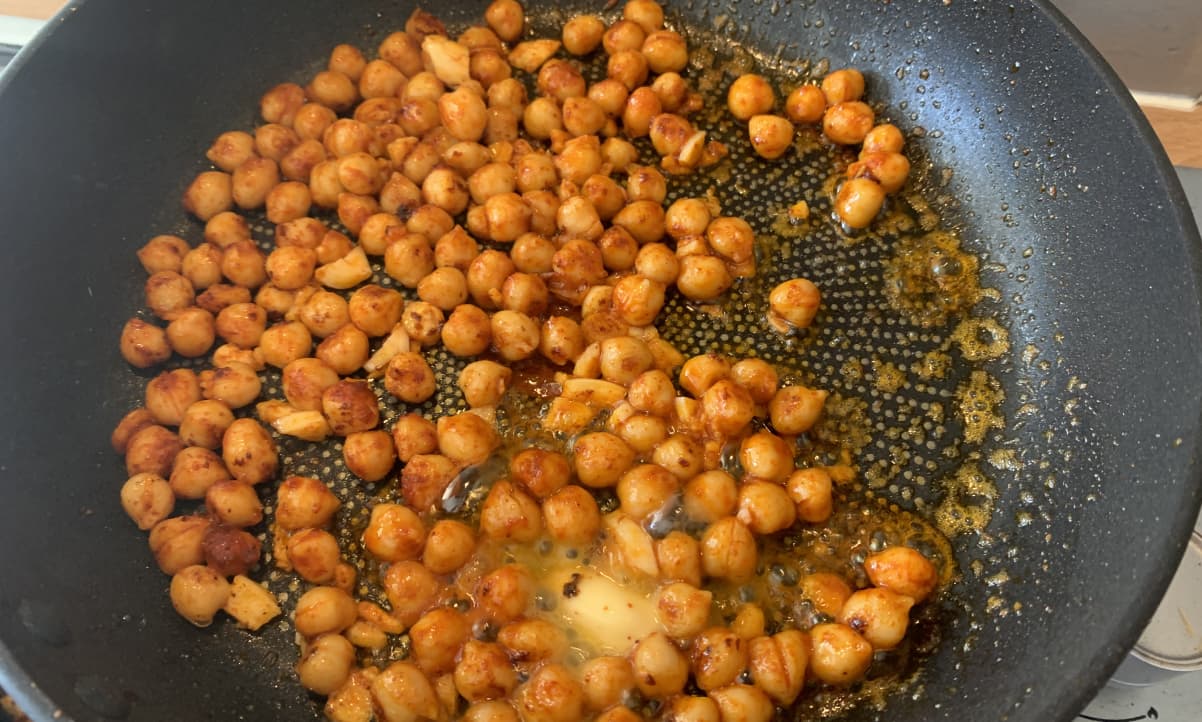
0,0,1200,720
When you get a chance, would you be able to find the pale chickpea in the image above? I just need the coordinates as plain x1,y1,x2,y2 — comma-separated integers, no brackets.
769,385,828,435
785,467,833,523
418,266,469,311
651,71,688,112
345,285,403,338
785,83,827,124
641,29,687,73
322,379,381,435
165,307,216,363
739,431,794,483
700,517,757,583
442,304,492,356
120,473,174,530
455,641,518,703
316,323,370,375
621,86,661,138
275,476,339,532
400,454,458,511
402,301,445,347
343,430,397,482
169,565,230,628
807,623,873,686
539,316,586,365
838,588,914,650
476,564,533,624
735,481,796,534
204,479,263,527
821,68,865,105
143,368,200,426
490,310,541,361
616,412,668,453
220,240,268,288
287,528,342,584
371,661,442,722
484,0,524,41
206,131,256,172
125,424,184,477
144,271,194,321
690,627,748,691
727,74,776,121
183,170,233,221
663,695,721,722
198,361,261,410
411,607,471,676
467,250,517,309
848,150,911,194
676,254,732,300
563,14,605,55
864,546,939,602
541,485,601,547
295,586,358,638
522,97,563,140
708,684,774,722
437,412,499,465
617,463,678,520
748,114,794,160
603,19,646,54
181,243,224,290
863,123,905,154
384,231,435,288
573,431,636,488
459,360,512,408
480,480,542,542
383,351,437,403
297,633,356,696
657,531,702,587
657,581,713,640
823,101,875,145
631,632,689,698
279,357,337,412
391,413,438,463
120,318,171,368
148,515,209,574
422,519,476,575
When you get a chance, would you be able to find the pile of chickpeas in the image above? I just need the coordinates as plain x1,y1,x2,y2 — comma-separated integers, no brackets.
111,1,942,720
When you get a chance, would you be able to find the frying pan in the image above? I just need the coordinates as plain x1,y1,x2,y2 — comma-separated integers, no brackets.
0,0,1199,720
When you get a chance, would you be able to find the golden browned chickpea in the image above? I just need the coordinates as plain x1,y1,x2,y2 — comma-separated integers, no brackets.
705,217,754,265
603,19,646,54
120,472,174,530
838,588,914,650
213,302,265,350
467,250,517,309
654,530,701,586
263,246,315,291
181,243,224,290
502,449,567,501
275,476,338,533
264,182,313,224
169,565,230,628
511,233,556,274
801,572,853,617
690,627,748,691
863,123,905,154
581,176,624,223
616,412,668,453
362,502,425,563
739,431,793,483
294,288,350,339
499,272,548,315
601,137,639,173
490,310,540,361
380,561,441,631
735,481,796,534
624,0,665,31
286,528,342,584
378,30,423,75
597,336,653,386
499,618,568,669
126,424,184,476
561,96,607,137
204,479,262,527
323,117,374,157
198,283,252,316
144,271,194,322
175,400,232,450
623,371,670,418
458,360,511,408
418,519,474,576
555,134,603,185
455,641,518,703
442,303,492,356
219,418,276,484
345,285,402,338
342,430,397,482
555,196,603,242
308,160,344,208
574,431,636,488
525,189,562,237
769,385,827,435
641,30,687,73
112,407,156,455
473,49,513,90
437,87,488,143
663,200,709,241
541,485,601,547
220,240,268,289
488,77,527,111
331,153,380,198
410,607,472,677
598,227,638,272
206,131,256,173
821,68,865,105
700,517,757,583
476,564,533,624
328,43,366,80
563,14,606,55
522,97,563,140
198,361,261,410
823,100,875,146
417,267,470,311
137,234,189,275
260,81,306,124
336,192,381,236
480,480,542,543
383,351,436,404
630,632,689,698
648,71,686,111
402,301,445,347
651,434,704,482
702,379,756,437
323,379,380,435
390,414,438,464
164,308,216,359
295,101,338,140
143,368,200,426
148,514,210,574
295,586,357,638
612,200,665,245
183,170,233,221
748,114,794,160
608,49,649,90
400,453,458,512
255,320,310,368
746,629,808,705
462,701,522,722
231,156,280,210
730,358,778,404
808,623,873,686
785,83,827,124
570,657,630,712
514,663,584,722
848,150,911,194
727,74,776,121
357,59,405,99
626,166,667,205
277,359,335,413
433,226,479,271
469,162,517,204
383,232,435,289
437,412,499,465
539,59,587,102
255,123,300,162
708,684,773,722
539,316,586,365
662,695,720,722
484,0,524,41
297,634,356,696
864,546,939,602
307,69,358,112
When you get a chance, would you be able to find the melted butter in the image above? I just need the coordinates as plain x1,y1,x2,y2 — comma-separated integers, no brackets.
872,357,907,393
951,317,1010,362
955,369,1005,444
934,463,998,536
543,564,662,657
883,230,982,328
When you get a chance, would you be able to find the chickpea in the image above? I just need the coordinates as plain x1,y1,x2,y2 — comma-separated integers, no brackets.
455,640,518,703
525,190,560,236
735,481,796,535
807,623,873,686
214,302,265,350
276,475,340,531
112,408,156,455
555,196,603,242
295,586,358,638
277,358,336,413
595,336,651,386
474,50,514,91
821,68,865,105
120,318,171,368
488,78,527,113
437,412,498,465
206,131,256,173
314,323,368,376
176,399,234,450
563,14,605,55
490,310,541,361
203,524,261,577
657,531,702,587
144,271,194,322
280,139,327,183
726,74,776,122
848,150,911,194
470,162,517,204
498,272,548,316
437,87,488,143
462,701,521,722
581,177,625,224
639,30,686,74
168,445,229,499
512,663,584,722
562,96,608,137
499,618,568,668
231,156,280,210
476,564,533,624
342,430,396,482
657,581,713,640
358,58,405,99
220,240,268,289
399,453,457,512
699,380,755,438
480,480,542,543
863,123,905,154
801,572,853,617
730,359,778,404
398,100,441,141
603,19,645,54
433,226,479,271
458,360,512,409
613,464,674,520
484,0,524,41
384,231,435,288
402,301,445,347
708,684,773,722
442,304,492,356
522,97,563,140
485,193,533,242
204,479,263,527
371,661,442,722
144,368,201,426
691,627,748,691
181,243,224,290
422,519,476,575
864,546,939,602
120,473,174,530
613,87,658,141
745,630,808,705
769,385,828,435
663,696,720,722
823,101,875,145
137,235,189,275
622,371,670,418
624,0,665,32
837,588,914,650
197,283,252,315
783,467,833,523
539,316,586,365
169,565,230,628
307,69,358,112
322,379,381,435
337,193,382,236
346,285,403,338
163,309,214,359
309,160,344,207
378,31,423,76
467,250,517,309
616,412,668,453
681,470,737,524
183,170,233,221
380,561,441,630
700,517,757,583
631,632,689,698
676,254,732,301
599,138,636,174
418,266,469,311
409,608,471,677
125,424,184,477
286,528,342,584
389,415,437,466
255,123,300,162
538,485,599,547
738,431,792,483
555,134,603,186
784,84,826,124
380,351,435,405
357,212,401,255
573,431,635,488
748,114,794,160
148,515,210,574
297,634,356,696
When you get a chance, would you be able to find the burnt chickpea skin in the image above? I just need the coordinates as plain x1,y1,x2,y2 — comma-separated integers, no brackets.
221,418,277,485
391,413,438,463
402,301,445,347
125,424,185,477
201,525,260,577
322,379,380,435
384,351,437,404
343,430,397,482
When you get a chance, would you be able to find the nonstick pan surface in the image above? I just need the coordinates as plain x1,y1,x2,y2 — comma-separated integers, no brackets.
0,1,1199,721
